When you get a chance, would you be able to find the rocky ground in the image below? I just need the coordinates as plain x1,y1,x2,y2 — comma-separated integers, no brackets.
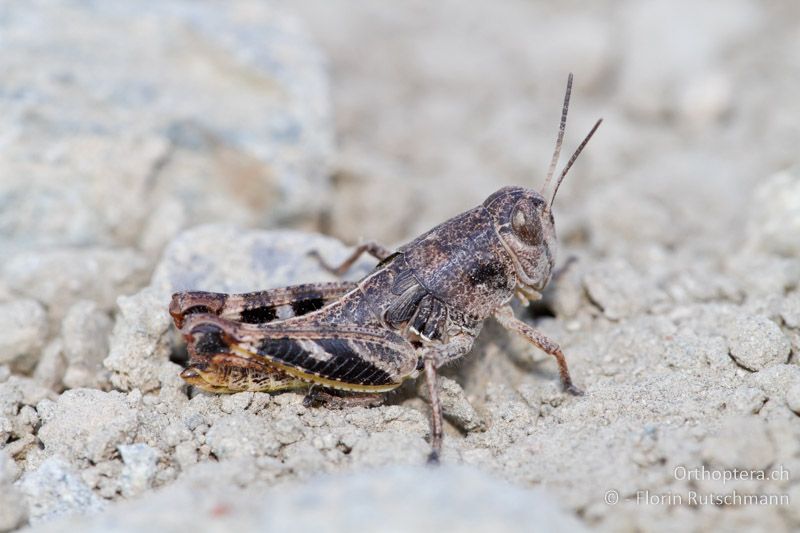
1,1,799,532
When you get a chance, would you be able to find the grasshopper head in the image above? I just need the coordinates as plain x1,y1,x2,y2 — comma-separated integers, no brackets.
483,187,557,299
484,74,602,301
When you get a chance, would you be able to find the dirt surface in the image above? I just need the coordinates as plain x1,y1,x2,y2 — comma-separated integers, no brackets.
1,1,799,532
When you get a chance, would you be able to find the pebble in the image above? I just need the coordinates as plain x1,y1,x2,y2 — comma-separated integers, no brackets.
786,383,800,415
61,301,113,389
118,444,160,498
724,314,791,371
0,300,47,372
747,168,800,256
37,389,139,464
701,416,775,471
18,458,106,525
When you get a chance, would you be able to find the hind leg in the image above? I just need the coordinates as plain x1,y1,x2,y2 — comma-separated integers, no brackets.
170,281,355,328
181,353,306,393
302,387,385,409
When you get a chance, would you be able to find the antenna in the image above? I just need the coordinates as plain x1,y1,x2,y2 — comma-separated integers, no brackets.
549,118,603,207
541,73,573,197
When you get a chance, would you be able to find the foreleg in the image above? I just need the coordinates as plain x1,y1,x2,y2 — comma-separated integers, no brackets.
493,304,583,395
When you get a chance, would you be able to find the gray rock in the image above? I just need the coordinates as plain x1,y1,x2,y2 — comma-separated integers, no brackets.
724,314,791,371
701,416,775,471
417,375,486,433
17,457,106,525
749,364,800,404
61,301,113,389
0,451,26,532
0,0,332,258
205,412,282,460
0,376,55,452
731,386,767,415
780,290,800,329
2,248,149,322
104,288,174,393
0,450,18,483
118,444,160,498
33,340,67,391
23,466,586,533
37,389,140,464
0,483,27,532
582,259,665,320
746,168,800,257
785,383,800,415
0,299,47,372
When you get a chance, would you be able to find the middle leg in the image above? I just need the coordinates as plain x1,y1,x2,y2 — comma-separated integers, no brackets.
419,333,477,464
309,241,394,276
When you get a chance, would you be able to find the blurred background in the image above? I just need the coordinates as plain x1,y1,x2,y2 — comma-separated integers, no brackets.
3,0,798,266
295,0,798,256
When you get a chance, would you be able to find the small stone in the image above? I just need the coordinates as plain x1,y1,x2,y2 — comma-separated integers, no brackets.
417,376,486,433
18,457,106,525
746,167,800,257
220,392,253,414
582,259,664,320
173,441,198,471
0,483,27,532
0,450,26,531
205,412,281,460
724,314,790,371
2,248,149,322
0,299,47,372
33,340,66,391
730,386,767,415
780,291,800,329
0,416,12,445
0,450,18,483
272,415,306,445
104,288,173,393
37,389,139,464
118,443,160,498
786,383,800,415
750,364,800,400
61,301,113,389
702,416,775,471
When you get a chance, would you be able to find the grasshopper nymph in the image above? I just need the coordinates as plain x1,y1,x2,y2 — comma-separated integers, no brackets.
169,74,602,462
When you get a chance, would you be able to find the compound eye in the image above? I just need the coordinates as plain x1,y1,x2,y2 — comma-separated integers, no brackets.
511,203,543,245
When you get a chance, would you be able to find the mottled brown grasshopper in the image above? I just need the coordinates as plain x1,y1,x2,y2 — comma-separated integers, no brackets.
169,74,601,462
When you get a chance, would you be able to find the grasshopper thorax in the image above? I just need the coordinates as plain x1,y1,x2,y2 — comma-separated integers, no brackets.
483,186,556,299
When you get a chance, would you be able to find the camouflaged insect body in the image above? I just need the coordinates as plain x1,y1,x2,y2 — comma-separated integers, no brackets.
169,74,600,460
172,185,563,392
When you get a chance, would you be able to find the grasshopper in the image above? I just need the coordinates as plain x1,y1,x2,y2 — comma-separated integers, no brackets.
169,74,601,462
